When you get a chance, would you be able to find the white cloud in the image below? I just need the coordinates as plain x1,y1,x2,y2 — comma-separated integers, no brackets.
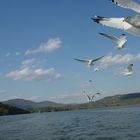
25,38,62,55
6,58,62,81
99,53,140,68
21,58,36,68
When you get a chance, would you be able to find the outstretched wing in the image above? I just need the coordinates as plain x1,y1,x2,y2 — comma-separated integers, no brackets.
110,0,140,13
74,58,89,63
92,16,131,30
86,94,91,101
91,94,95,101
92,56,104,62
99,32,119,41
127,64,133,72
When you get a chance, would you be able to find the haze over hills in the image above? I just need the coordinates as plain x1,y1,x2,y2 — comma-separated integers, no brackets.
2,99,65,110
1,92,140,115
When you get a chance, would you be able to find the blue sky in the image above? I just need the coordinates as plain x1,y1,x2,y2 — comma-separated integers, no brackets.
0,0,140,103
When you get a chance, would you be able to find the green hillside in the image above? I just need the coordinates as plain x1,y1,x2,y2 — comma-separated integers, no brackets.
2,93,140,114
3,99,65,110
0,102,30,116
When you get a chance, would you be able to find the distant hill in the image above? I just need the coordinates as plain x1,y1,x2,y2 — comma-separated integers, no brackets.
3,99,64,110
75,92,140,109
2,92,140,113
3,99,36,109
35,101,64,108
0,102,30,116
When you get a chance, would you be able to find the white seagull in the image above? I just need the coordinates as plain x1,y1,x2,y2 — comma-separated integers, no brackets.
99,33,127,49
121,64,133,76
110,0,140,13
74,56,104,68
91,15,140,36
92,0,140,36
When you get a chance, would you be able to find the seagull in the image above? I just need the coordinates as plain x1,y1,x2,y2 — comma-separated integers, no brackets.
86,94,95,102
86,94,92,102
96,92,101,95
74,56,104,68
89,80,92,83
92,0,140,36
94,67,99,72
110,0,140,14
99,33,127,49
122,64,133,76
91,15,140,36
110,0,140,27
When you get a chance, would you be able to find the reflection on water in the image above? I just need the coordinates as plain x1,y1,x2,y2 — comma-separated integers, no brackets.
0,106,140,140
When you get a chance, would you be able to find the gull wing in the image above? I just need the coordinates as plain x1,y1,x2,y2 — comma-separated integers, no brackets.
74,58,89,63
127,64,133,72
86,94,91,101
92,56,104,62
92,16,131,30
110,0,140,13
91,94,95,101
99,32,119,41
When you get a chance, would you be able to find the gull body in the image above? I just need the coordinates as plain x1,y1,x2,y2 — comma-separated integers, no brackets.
99,33,127,49
74,56,104,68
122,64,133,76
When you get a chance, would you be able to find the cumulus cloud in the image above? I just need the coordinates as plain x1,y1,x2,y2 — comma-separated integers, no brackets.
99,53,140,68
25,38,62,55
21,58,36,68
6,58,62,81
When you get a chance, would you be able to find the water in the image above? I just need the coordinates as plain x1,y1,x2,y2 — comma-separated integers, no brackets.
0,106,140,140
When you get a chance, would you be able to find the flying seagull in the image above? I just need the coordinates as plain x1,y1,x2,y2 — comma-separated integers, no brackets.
92,0,140,36
74,56,104,68
96,92,101,95
86,94,95,102
121,64,133,76
110,0,140,13
110,0,140,27
86,92,101,102
99,33,127,49
91,15,140,36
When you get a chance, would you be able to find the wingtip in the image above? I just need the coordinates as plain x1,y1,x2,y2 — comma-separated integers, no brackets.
99,32,104,35
91,16,105,23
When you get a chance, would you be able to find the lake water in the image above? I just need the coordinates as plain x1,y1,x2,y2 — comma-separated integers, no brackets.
0,106,140,140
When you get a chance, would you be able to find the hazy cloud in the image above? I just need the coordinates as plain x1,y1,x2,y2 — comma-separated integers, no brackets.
99,53,140,68
48,93,86,104
25,38,62,55
6,58,62,81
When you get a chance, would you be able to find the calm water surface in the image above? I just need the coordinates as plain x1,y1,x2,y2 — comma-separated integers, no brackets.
0,106,140,140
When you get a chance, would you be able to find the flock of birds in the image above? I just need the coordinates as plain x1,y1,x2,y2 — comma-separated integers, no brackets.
74,0,140,102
